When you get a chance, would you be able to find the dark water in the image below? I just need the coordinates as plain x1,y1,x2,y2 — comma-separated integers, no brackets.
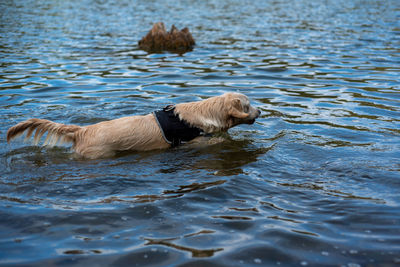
1,0,400,266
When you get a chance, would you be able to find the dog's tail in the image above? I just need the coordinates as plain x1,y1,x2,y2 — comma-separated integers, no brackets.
7,118,82,146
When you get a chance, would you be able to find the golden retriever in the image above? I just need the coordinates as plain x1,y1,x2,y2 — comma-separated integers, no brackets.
6,92,260,159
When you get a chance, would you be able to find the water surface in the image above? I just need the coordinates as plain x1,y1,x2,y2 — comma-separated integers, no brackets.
1,0,400,266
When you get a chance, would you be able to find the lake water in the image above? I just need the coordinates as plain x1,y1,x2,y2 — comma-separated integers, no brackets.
1,0,399,266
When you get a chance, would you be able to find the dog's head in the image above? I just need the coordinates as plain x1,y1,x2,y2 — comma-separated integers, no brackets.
175,92,261,133
224,92,261,128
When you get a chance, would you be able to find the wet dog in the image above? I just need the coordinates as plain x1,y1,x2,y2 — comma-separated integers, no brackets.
7,92,260,159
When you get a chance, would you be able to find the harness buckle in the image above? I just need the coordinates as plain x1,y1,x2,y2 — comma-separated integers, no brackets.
163,105,175,112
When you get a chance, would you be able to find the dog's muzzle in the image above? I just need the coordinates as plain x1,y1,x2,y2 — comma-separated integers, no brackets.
247,109,261,124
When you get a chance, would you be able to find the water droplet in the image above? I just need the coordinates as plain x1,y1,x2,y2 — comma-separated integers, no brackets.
349,249,358,254
254,258,262,264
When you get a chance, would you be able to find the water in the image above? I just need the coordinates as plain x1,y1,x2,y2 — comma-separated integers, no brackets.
1,0,399,265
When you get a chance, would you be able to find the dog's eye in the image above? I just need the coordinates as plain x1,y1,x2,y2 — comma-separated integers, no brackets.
243,105,249,113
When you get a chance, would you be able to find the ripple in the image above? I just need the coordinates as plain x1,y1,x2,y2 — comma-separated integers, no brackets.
145,230,223,258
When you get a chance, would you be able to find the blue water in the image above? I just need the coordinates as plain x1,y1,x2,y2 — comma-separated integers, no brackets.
1,0,400,266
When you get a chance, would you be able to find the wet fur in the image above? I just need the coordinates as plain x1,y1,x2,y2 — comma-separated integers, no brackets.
7,93,260,159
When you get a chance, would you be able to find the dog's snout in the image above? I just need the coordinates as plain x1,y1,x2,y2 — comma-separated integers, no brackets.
256,109,261,117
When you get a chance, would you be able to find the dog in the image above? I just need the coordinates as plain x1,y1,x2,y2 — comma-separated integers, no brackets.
6,92,261,159
138,22,195,53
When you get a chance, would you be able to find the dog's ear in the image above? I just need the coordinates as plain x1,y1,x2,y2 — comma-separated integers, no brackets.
229,98,249,119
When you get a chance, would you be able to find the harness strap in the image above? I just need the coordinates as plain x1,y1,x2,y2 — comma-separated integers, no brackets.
153,105,203,147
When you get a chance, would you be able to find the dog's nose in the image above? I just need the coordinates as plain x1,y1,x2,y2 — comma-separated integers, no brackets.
257,109,261,117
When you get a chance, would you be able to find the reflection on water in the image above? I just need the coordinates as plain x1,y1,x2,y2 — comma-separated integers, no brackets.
1,0,400,266
145,230,223,258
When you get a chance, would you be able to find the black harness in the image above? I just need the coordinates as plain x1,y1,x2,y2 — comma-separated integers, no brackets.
153,105,204,147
